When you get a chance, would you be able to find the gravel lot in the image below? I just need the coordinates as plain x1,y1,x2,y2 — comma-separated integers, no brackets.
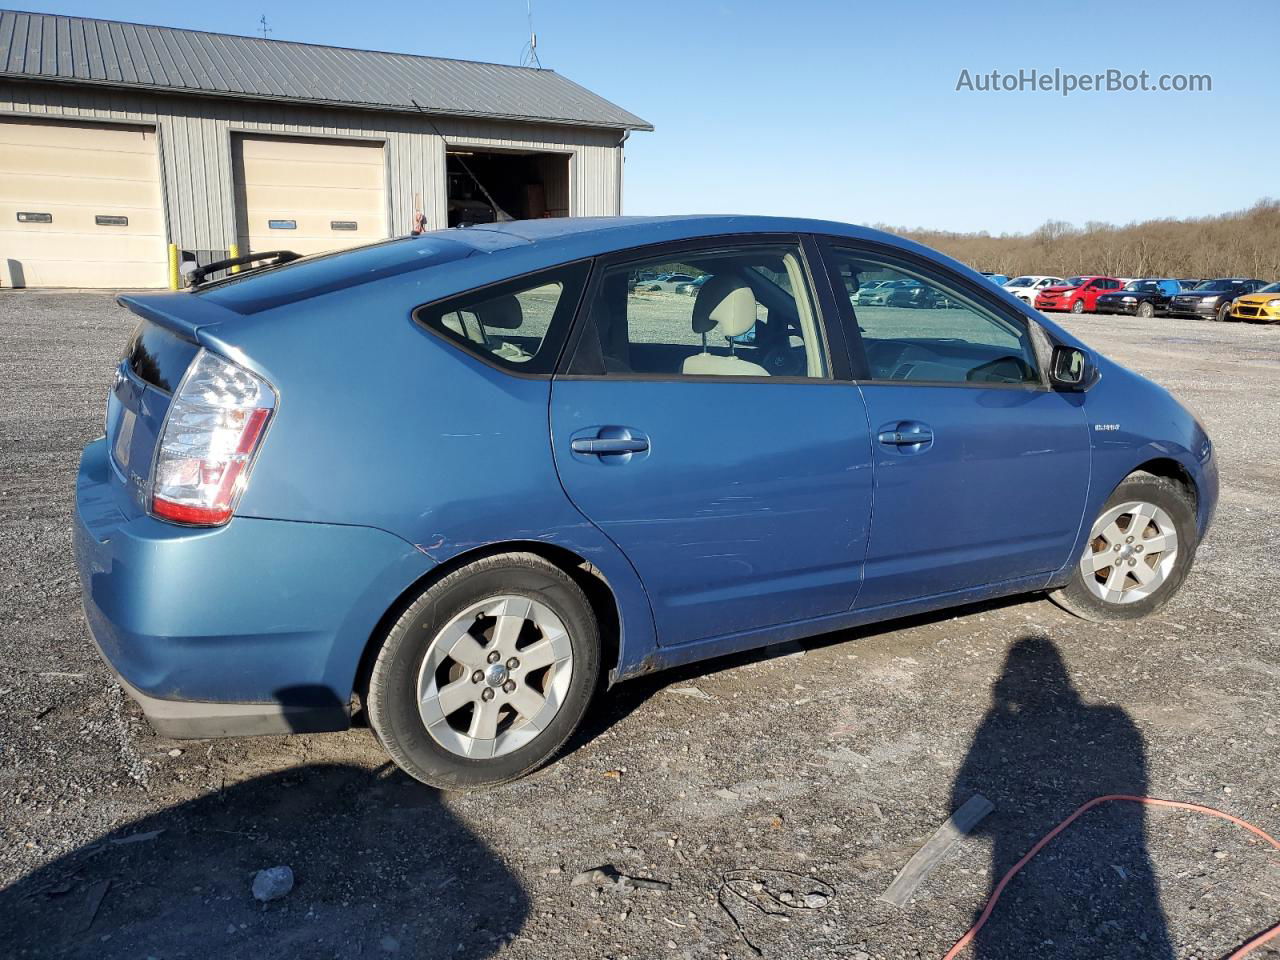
1,291,1277,960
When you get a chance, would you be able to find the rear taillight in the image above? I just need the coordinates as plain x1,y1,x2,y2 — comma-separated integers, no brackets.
150,349,276,527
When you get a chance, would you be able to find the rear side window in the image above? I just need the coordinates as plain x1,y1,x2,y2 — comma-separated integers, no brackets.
415,262,589,374
123,322,199,392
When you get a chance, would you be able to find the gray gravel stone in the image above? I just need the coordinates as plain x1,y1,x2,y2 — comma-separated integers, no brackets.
251,866,294,902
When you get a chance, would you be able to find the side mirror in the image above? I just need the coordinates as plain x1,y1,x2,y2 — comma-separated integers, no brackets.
1050,344,1091,388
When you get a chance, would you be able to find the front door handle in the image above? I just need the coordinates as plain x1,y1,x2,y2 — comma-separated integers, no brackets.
569,426,650,462
877,429,933,446
571,437,649,455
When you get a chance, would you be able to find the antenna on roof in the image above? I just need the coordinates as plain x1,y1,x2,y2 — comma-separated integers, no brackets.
409,99,514,223
520,0,542,68
258,15,272,39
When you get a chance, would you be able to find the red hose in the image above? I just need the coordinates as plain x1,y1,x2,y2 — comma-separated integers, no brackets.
942,795,1280,960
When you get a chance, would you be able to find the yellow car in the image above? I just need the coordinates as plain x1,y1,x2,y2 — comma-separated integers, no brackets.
1230,281,1280,322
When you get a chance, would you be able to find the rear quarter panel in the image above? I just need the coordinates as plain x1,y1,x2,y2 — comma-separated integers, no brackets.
198,257,660,678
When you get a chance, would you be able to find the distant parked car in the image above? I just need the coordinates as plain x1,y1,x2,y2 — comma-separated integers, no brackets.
855,278,917,305
884,282,959,309
1227,281,1280,323
1167,278,1270,322
980,272,1010,285
851,279,892,304
1094,279,1183,318
1035,276,1124,313
640,272,697,292
1004,275,1066,304
675,275,710,296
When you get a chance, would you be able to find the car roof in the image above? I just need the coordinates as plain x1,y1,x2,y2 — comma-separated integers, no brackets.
437,215,881,253
193,215,1047,322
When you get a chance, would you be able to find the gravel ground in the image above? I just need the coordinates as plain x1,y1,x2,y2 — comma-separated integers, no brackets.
1,291,1277,960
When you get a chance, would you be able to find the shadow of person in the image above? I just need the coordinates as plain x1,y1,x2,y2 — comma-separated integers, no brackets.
0,689,528,959
950,635,1173,958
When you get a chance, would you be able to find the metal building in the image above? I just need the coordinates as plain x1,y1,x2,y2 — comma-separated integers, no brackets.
0,10,650,288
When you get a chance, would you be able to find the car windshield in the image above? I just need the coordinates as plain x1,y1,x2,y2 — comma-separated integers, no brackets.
1125,281,1159,292
1064,277,1087,287
1256,282,1280,294
1008,277,1034,286
1193,281,1233,291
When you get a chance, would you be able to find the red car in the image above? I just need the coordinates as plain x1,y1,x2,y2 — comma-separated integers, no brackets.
1034,276,1124,313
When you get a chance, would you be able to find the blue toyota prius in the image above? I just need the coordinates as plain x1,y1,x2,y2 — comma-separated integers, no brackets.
75,216,1217,789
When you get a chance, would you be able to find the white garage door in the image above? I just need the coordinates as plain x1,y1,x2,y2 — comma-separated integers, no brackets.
233,135,388,257
0,118,166,288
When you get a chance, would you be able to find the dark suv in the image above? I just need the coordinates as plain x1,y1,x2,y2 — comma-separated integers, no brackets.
1167,278,1270,322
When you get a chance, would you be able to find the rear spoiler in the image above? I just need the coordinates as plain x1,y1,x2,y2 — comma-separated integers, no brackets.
185,250,300,288
115,292,244,341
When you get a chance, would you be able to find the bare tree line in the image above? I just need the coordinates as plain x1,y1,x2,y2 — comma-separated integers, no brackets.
874,198,1280,281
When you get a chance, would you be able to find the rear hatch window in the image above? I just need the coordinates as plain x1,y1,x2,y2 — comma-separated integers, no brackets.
124,321,200,393
196,236,473,315
107,322,199,511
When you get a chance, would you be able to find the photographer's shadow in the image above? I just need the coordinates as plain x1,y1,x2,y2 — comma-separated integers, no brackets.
951,635,1173,958
0,692,528,959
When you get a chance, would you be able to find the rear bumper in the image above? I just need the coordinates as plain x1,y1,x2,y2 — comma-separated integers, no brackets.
99,659,348,738
74,438,435,739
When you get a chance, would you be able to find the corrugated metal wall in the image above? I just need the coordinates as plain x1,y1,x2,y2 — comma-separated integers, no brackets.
0,80,624,254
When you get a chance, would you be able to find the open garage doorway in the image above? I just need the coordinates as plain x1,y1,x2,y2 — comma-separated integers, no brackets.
446,149,570,227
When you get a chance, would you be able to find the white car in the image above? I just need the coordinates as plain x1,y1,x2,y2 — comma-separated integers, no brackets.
1004,275,1065,304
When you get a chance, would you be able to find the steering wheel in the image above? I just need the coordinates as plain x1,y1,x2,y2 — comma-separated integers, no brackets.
966,355,1035,384
760,342,805,376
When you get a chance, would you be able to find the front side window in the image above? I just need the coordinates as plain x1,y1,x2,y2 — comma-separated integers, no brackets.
570,243,828,379
828,247,1041,386
416,262,588,373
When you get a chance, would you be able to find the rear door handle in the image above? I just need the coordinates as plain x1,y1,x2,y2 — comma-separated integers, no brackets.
877,429,933,446
571,437,649,454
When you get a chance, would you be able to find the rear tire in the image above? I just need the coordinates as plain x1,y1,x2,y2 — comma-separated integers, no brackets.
367,553,599,790
1049,472,1198,622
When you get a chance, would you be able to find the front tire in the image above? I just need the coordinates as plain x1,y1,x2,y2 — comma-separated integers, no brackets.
1137,301,1155,318
367,553,600,790
1217,301,1233,323
1071,299,1085,314
1049,472,1198,622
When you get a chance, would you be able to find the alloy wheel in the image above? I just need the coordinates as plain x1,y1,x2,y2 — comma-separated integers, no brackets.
417,595,573,759
1079,500,1179,604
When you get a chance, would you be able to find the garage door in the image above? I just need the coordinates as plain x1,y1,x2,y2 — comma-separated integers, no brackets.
0,118,166,288
233,135,388,257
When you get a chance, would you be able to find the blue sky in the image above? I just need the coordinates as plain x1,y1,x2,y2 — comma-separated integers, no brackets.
20,0,1278,233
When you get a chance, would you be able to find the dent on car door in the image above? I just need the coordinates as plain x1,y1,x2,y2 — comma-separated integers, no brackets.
820,241,1092,608
548,237,875,647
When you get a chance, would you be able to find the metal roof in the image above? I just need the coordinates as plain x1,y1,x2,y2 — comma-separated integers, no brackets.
0,10,652,130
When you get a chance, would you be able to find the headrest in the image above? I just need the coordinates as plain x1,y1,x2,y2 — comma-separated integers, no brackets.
692,275,757,337
474,294,523,330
